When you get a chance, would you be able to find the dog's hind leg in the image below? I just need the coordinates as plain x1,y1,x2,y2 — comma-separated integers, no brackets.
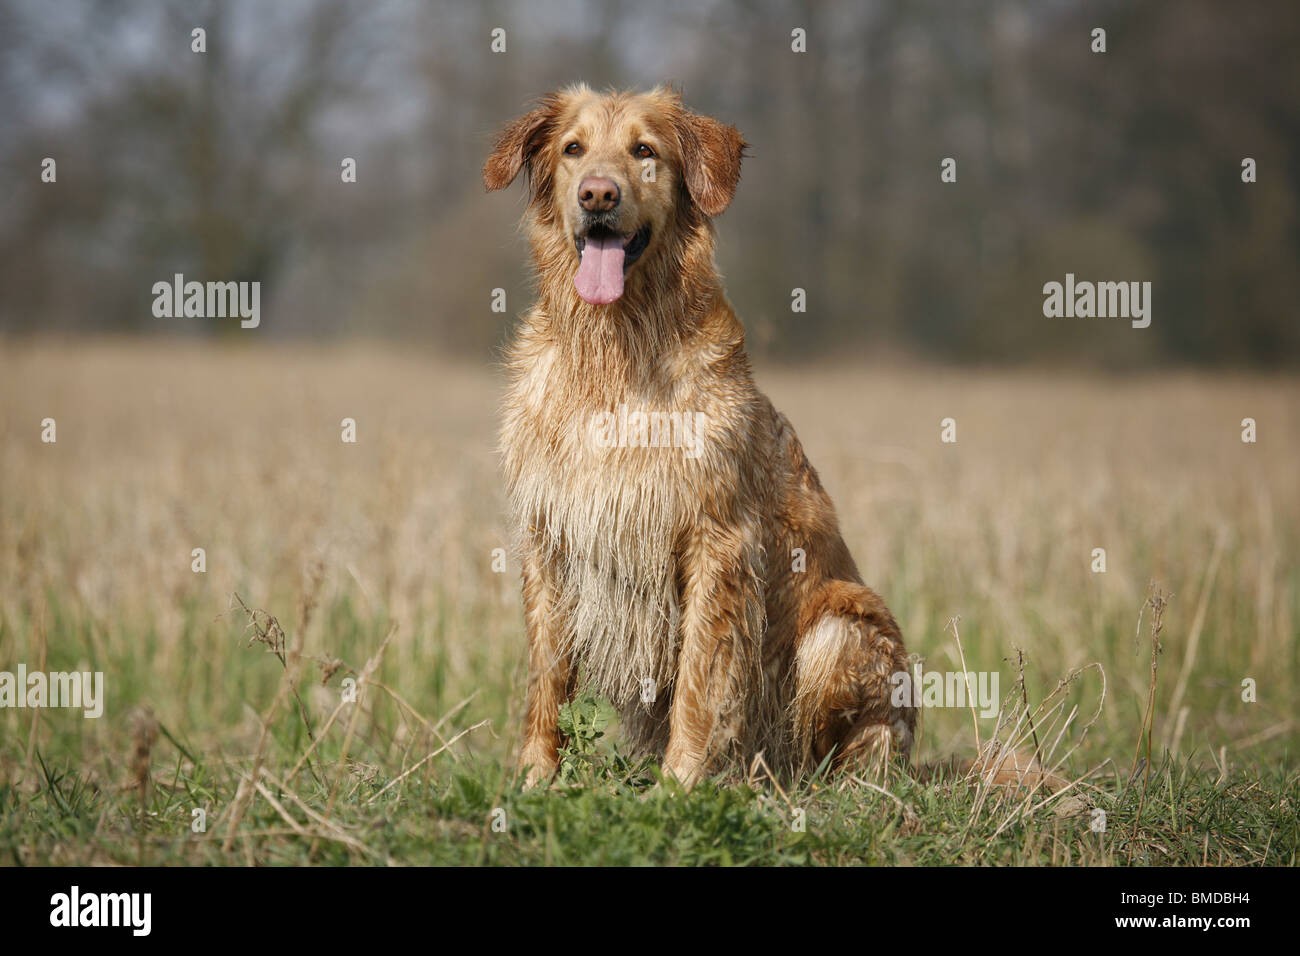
791,582,915,778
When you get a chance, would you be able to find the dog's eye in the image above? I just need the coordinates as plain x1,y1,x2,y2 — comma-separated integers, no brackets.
634,143,656,159
564,142,583,156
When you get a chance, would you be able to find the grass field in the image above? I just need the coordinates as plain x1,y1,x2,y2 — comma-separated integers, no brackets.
1,340,1296,865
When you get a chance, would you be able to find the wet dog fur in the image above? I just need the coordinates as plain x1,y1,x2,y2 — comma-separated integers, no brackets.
485,84,915,788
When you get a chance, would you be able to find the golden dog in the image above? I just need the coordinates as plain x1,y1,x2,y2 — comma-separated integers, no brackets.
485,85,915,788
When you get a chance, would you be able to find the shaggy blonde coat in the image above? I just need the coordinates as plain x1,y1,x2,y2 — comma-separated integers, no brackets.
485,85,914,788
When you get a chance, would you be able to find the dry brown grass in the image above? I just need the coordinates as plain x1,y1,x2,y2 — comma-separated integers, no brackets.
1,340,1296,781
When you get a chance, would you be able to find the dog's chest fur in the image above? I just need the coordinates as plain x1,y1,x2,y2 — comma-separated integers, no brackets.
501,323,758,738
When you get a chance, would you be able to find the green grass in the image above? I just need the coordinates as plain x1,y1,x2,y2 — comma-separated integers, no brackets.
1,345,1297,866
4,680,1295,866
1,592,1295,867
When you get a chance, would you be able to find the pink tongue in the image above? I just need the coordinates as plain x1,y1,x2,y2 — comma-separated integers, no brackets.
575,234,626,304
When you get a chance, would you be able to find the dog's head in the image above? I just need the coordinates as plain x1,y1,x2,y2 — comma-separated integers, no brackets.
483,85,747,306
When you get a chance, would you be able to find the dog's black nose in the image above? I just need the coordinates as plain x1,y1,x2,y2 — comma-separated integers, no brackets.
578,176,620,212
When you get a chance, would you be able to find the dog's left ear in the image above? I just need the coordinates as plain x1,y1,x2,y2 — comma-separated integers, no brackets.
483,95,562,193
677,111,748,217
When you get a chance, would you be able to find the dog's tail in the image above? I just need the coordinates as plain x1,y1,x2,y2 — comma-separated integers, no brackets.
919,742,1071,792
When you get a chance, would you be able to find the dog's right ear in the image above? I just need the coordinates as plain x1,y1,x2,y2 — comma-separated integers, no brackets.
675,109,748,218
483,96,563,193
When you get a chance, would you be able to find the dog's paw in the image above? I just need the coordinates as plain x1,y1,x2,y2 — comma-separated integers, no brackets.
520,758,558,790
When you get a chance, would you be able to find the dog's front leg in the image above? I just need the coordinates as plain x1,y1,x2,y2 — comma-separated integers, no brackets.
662,518,765,788
518,543,573,788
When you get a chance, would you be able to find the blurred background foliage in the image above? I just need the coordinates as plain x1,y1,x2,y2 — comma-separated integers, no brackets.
0,0,1296,367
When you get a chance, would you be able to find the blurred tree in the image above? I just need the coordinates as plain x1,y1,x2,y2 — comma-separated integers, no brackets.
0,0,1295,366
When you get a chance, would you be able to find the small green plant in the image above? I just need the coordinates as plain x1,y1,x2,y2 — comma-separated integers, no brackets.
553,692,658,789
555,692,618,784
